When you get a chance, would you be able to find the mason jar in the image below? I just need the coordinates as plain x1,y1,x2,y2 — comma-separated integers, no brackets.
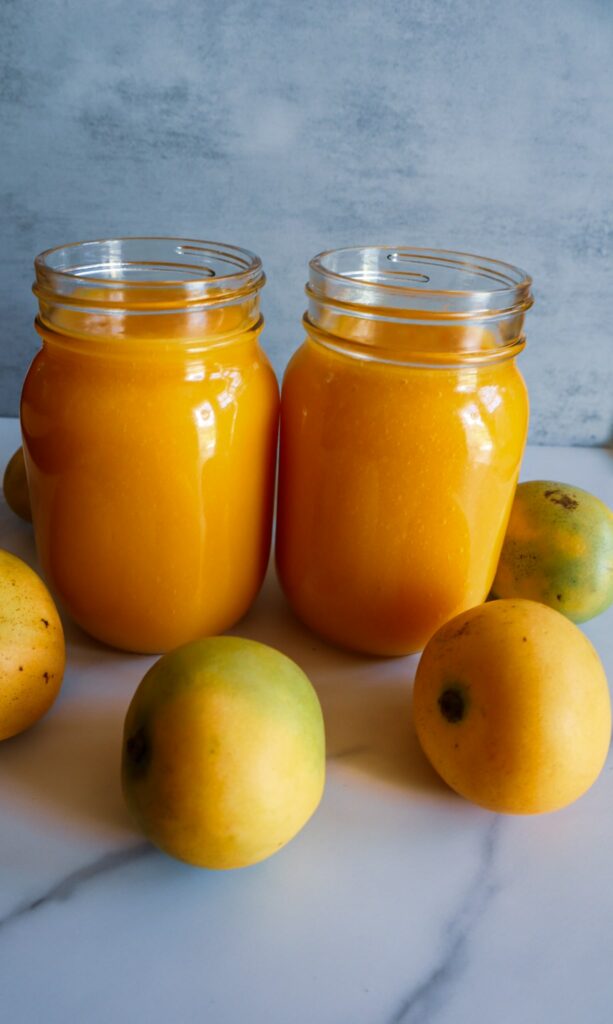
276,246,532,656
22,238,279,653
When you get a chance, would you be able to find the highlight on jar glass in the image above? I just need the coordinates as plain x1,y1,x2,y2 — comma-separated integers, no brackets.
276,246,533,657
22,238,279,653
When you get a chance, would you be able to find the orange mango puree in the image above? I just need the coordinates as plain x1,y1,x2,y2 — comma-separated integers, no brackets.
276,333,529,656
21,294,279,653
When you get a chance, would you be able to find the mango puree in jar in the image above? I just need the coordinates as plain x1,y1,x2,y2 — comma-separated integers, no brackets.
23,253,278,654
277,303,529,656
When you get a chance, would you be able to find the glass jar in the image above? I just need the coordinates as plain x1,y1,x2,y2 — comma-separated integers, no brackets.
276,246,532,656
22,238,279,653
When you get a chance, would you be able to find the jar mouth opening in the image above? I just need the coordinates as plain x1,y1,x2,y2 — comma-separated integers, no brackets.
308,245,533,319
34,237,265,309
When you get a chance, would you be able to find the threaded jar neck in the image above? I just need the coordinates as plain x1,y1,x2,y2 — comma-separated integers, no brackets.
305,246,533,367
33,237,265,349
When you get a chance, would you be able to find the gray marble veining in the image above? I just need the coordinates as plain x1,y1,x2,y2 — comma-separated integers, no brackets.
0,843,153,936
389,818,501,1024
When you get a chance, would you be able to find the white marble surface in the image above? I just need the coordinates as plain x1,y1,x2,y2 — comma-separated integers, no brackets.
0,416,612,1024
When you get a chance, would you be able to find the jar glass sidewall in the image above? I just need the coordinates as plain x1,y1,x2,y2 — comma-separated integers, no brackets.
276,328,529,656
22,238,278,653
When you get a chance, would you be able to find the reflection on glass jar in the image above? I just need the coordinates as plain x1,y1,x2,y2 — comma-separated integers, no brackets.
276,247,532,656
22,238,279,653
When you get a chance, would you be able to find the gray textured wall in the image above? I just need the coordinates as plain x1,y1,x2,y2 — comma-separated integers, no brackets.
1,0,612,444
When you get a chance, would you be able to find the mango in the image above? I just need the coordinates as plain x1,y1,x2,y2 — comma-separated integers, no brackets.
3,448,32,522
121,636,325,868
413,599,610,814
0,549,65,740
492,480,613,622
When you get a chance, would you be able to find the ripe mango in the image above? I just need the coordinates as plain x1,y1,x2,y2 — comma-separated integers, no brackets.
0,549,65,739
3,448,31,522
413,599,611,814
121,636,325,868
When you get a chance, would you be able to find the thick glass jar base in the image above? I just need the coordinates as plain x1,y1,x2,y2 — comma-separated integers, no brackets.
58,590,266,656
276,566,491,658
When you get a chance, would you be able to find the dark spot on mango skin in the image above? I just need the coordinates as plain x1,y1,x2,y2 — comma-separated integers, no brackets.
449,620,471,639
41,618,49,628
557,594,562,601
125,727,150,775
43,671,49,684
438,687,467,724
544,489,579,511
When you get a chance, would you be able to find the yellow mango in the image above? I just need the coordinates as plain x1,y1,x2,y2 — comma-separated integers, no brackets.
121,636,325,868
0,549,65,739
413,599,610,814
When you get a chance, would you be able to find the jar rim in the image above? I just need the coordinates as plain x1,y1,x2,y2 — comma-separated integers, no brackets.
34,237,264,308
308,245,533,318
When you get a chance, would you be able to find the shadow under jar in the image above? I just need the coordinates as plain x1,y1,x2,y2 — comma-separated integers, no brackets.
276,246,533,657
22,238,279,653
